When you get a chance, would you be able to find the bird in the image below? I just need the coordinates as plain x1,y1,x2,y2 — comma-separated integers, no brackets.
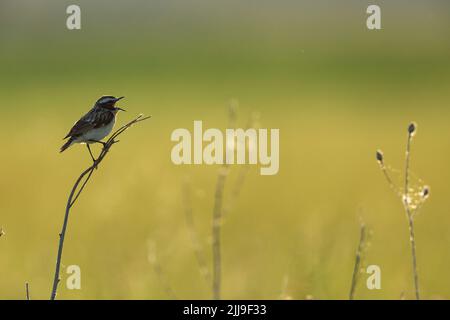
60,96,126,162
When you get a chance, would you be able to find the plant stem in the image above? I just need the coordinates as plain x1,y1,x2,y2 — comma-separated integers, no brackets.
408,215,420,300
51,166,93,300
26,282,30,300
404,130,420,300
349,223,366,300
212,167,228,300
50,115,150,300
211,103,237,300
404,132,412,199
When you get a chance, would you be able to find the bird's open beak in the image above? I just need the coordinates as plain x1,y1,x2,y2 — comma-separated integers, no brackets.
115,97,125,111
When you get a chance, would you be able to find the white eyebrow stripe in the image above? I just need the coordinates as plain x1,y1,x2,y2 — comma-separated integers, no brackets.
99,97,115,104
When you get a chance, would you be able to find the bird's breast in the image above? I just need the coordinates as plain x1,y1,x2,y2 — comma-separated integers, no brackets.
82,118,115,142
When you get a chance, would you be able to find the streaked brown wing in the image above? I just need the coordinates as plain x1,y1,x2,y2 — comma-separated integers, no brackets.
63,108,114,139
63,109,96,139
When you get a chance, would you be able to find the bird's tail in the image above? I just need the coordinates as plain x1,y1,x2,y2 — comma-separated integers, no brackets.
60,138,74,153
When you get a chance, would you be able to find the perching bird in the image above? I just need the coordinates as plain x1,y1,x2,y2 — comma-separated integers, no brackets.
60,96,126,162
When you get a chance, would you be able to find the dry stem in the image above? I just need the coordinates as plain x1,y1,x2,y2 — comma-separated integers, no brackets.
50,114,151,300
404,129,420,300
212,102,237,300
212,166,229,300
26,282,30,300
349,223,366,300
377,123,424,300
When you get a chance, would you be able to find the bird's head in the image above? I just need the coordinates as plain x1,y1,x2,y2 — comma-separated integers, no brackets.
95,96,126,112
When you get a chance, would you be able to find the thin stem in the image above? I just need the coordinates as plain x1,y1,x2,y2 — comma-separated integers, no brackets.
408,215,420,300
211,103,237,300
222,113,256,219
404,132,412,200
404,129,420,300
212,167,228,300
380,164,397,192
70,167,94,207
50,114,150,300
50,166,92,300
378,124,425,300
26,282,30,300
349,223,366,300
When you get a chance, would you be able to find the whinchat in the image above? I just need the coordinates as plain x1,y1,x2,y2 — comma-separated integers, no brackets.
60,96,126,162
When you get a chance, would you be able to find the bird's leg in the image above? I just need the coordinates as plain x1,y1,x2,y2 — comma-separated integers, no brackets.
86,144,100,170
86,144,97,163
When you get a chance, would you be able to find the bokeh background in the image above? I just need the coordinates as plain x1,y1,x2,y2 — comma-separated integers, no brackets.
1,0,450,299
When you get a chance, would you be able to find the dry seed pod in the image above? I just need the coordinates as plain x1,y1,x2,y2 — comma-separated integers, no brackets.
408,122,417,135
376,150,384,163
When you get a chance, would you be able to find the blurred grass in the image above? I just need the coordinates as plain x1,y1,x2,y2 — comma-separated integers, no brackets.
1,0,450,300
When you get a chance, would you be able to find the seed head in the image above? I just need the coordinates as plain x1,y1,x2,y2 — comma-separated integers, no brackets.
421,186,430,199
408,122,417,136
376,150,384,163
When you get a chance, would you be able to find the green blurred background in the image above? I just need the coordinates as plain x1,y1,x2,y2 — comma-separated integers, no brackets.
1,0,450,299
